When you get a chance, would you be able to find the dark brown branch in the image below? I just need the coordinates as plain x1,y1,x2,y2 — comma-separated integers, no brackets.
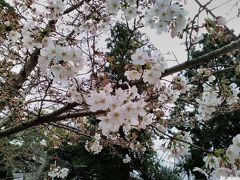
0,108,105,139
63,0,90,15
118,38,240,90
48,122,92,138
162,37,240,77
46,102,79,117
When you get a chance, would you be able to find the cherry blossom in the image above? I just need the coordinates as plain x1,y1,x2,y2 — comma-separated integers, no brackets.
106,0,121,14
106,107,125,127
40,41,57,60
122,102,138,119
8,30,21,43
9,139,24,146
40,139,47,146
131,48,149,65
196,83,222,120
85,136,103,154
85,90,111,112
232,134,240,147
208,75,216,83
135,99,147,117
67,85,83,104
48,167,69,179
226,145,239,162
143,69,161,84
23,35,35,52
123,154,131,163
124,6,138,21
139,113,153,129
144,0,187,36
227,83,240,105
47,0,66,19
124,70,142,81
203,155,220,170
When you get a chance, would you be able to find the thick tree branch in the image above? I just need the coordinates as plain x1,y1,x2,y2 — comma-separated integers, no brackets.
49,122,92,138
162,37,240,77
118,38,240,90
0,105,105,139
63,0,90,15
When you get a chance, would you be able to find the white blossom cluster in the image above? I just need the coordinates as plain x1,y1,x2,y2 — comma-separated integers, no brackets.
38,38,85,81
47,0,66,19
85,133,103,154
145,0,187,37
9,139,24,146
7,21,40,52
226,83,240,105
85,85,153,136
7,30,21,43
203,155,220,171
143,55,167,85
106,0,138,21
196,83,222,120
106,0,121,14
67,84,83,104
125,49,167,85
48,167,69,179
166,131,193,158
158,75,190,104
123,154,131,163
105,0,187,36
195,134,240,179
195,72,240,120
226,134,240,166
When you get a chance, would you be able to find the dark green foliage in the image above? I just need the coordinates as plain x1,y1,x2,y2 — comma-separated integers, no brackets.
0,0,13,9
49,140,180,180
131,150,180,180
105,23,149,82
175,31,240,179
49,142,131,180
0,154,13,180
185,33,239,81
180,110,240,179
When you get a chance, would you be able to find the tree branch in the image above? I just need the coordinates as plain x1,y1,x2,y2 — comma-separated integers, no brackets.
162,37,240,77
0,106,104,138
151,125,213,153
63,0,90,15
